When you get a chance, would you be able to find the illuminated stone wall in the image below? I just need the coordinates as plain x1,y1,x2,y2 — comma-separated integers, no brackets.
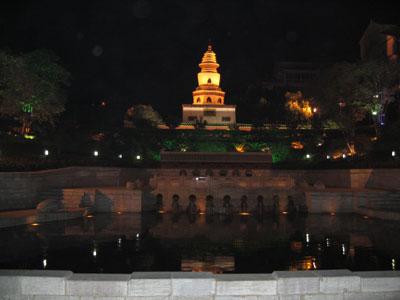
0,269,399,299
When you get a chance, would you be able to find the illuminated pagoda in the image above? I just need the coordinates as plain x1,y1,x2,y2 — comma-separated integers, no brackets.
182,45,236,124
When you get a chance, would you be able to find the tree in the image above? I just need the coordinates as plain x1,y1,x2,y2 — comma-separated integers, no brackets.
306,62,372,155
284,91,313,129
357,59,400,137
124,104,163,128
0,49,70,135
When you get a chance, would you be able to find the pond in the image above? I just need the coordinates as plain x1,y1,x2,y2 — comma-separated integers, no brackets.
0,212,399,273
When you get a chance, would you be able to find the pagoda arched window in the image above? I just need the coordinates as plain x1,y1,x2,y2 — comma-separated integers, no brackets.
207,97,212,103
197,98,201,103
207,78,212,83
218,98,221,103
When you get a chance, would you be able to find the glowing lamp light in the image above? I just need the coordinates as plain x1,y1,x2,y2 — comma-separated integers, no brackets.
240,212,250,216
136,155,141,160
330,212,335,216
92,249,97,257
372,111,377,116
342,154,346,159
157,210,166,214
116,211,122,215
86,215,94,218
31,223,39,226
327,155,331,159
313,107,318,113
282,211,288,215
44,149,49,156
93,150,99,157
199,212,205,215
43,259,47,268
392,151,396,157
381,122,384,125
306,154,311,159
392,258,396,270
305,233,310,243
363,215,369,219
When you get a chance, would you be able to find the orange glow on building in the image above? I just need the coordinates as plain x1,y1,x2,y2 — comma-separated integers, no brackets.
386,35,398,61
291,141,304,149
182,44,236,124
192,45,225,105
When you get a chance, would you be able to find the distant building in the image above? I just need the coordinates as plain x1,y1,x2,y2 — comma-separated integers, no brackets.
182,45,236,124
360,20,400,62
263,62,321,90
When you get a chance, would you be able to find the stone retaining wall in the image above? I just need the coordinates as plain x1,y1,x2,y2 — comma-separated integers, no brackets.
0,269,399,299
1,167,400,212
0,167,150,211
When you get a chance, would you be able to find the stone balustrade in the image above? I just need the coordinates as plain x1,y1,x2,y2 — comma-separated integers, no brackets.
0,269,399,299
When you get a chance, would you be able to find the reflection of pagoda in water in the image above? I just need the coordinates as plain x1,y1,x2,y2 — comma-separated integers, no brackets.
182,45,236,124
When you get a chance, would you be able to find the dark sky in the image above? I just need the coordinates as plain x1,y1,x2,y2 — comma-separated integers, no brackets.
0,0,398,119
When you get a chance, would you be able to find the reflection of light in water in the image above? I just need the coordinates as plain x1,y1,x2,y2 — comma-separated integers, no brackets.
392,258,396,270
330,212,335,216
326,238,331,247
306,233,310,243
86,215,94,218
116,211,122,215
118,238,122,248
136,233,140,240
157,210,166,214
199,212,205,215
342,243,346,255
282,211,288,215
363,216,369,219
42,259,47,268
239,212,250,215
31,223,39,226
92,248,97,257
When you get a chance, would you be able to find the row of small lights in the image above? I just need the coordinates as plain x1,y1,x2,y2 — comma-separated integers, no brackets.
306,151,396,160
43,149,397,160
43,149,141,160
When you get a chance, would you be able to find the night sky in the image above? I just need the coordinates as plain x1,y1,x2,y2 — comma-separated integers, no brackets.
1,0,398,120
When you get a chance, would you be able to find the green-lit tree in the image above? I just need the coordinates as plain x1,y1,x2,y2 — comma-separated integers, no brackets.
0,49,70,135
357,59,400,137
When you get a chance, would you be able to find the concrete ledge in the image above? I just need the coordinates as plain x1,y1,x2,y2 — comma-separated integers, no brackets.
215,274,276,295
0,270,72,296
273,270,320,295
355,271,400,292
129,272,172,296
314,269,360,293
0,269,399,299
171,272,215,296
0,207,93,229
66,273,130,296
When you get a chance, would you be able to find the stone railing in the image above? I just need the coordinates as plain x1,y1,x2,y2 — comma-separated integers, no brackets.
1,269,399,299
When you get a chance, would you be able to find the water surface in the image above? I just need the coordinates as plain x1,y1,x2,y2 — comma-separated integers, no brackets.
0,212,399,273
